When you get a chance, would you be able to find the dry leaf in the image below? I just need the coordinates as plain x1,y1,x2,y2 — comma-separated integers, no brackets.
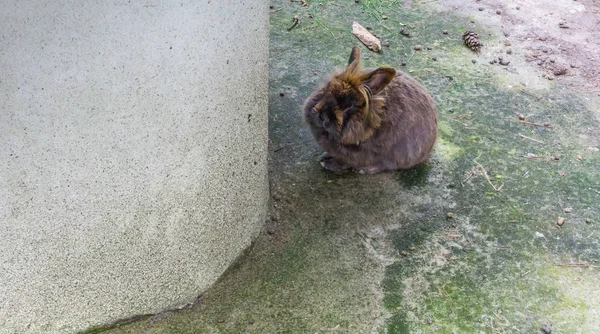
352,22,381,52
557,217,565,226
564,207,572,213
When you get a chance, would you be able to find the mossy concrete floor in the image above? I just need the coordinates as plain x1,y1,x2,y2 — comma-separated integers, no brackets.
96,1,600,333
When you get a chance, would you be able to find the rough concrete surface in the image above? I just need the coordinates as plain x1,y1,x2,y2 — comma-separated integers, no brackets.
0,1,269,333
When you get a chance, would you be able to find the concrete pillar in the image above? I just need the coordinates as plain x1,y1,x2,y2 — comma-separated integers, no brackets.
0,1,269,332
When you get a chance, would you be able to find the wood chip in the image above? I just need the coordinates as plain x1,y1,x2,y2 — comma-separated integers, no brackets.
557,217,565,227
564,207,573,213
352,22,381,53
518,134,544,144
577,155,583,161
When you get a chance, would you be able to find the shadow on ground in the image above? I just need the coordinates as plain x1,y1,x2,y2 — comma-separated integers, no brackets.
96,0,600,333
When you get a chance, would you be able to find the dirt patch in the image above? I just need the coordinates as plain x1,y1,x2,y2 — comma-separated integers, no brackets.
436,0,600,89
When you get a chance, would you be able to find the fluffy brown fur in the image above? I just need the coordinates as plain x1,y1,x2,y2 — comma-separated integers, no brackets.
302,47,438,174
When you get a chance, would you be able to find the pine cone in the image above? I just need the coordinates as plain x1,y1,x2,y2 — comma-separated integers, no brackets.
462,30,482,53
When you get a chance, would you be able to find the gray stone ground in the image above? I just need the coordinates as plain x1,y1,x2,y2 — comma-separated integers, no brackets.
96,0,599,333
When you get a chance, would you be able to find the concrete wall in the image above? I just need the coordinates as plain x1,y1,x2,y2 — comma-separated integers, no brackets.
0,1,269,333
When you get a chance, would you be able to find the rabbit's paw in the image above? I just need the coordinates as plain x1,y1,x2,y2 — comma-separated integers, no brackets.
318,152,333,162
356,166,383,175
320,159,350,172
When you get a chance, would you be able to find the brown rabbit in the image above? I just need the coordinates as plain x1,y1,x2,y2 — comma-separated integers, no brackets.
302,46,438,174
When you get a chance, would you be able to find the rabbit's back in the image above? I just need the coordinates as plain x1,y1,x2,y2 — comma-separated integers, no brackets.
376,72,438,169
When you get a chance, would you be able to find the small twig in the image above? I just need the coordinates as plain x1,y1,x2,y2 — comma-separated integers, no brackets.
287,16,300,31
474,162,502,192
269,8,282,13
454,112,472,120
587,231,595,238
519,269,534,277
519,120,553,128
438,252,456,263
462,171,474,183
406,50,416,63
582,89,600,93
438,284,452,300
518,154,546,159
556,263,600,269
480,167,500,191
380,24,393,32
518,134,544,144
449,118,475,129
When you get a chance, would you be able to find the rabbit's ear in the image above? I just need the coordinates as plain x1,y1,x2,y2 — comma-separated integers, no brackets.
361,67,396,95
346,47,362,75
348,46,361,65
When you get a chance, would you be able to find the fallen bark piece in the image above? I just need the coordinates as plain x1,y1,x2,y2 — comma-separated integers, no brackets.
352,22,381,53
